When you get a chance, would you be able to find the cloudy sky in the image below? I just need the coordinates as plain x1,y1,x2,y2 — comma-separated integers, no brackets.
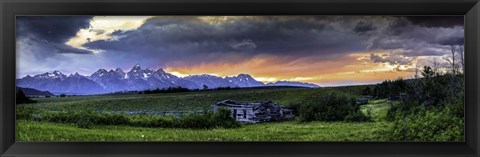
16,16,464,86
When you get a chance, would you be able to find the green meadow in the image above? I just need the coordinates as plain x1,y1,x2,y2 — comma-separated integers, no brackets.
17,120,391,142
16,86,399,142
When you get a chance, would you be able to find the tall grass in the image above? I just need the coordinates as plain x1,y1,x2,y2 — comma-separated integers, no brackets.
17,107,240,129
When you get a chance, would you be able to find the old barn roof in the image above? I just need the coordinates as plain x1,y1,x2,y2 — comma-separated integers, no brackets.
214,99,275,109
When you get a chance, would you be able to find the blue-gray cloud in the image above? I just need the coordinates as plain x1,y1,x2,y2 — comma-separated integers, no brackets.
16,16,95,55
84,16,371,67
405,16,464,28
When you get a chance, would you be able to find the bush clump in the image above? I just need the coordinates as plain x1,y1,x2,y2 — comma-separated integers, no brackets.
16,106,36,120
380,103,464,141
298,92,370,122
177,108,240,129
76,117,93,129
129,115,175,128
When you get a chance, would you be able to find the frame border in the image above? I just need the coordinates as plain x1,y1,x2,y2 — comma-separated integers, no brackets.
1,0,479,156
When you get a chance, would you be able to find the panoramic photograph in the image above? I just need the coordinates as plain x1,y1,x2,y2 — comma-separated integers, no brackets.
15,16,464,141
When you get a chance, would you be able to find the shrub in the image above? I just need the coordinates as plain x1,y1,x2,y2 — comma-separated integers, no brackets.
381,103,464,141
93,113,130,126
385,100,423,121
177,113,214,129
16,107,35,120
211,108,241,128
76,117,93,129
44,111,132,127
129,115,175,128
32,114,43,121
344,110,371,122
16,89,36,104
298,92,369,122
176,108,240,129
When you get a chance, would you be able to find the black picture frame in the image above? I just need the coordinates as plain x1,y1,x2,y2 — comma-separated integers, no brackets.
1,0,479,156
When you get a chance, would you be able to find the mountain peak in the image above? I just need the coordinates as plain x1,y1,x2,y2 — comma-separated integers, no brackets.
157,68,165,73
131,64,142,72
40,70,66,79
91,69,109,77
69,72,83,78
267,80,320,88
237,73,253,78
115,67,124,73
95,69,108,74
52,70,62,75
129,64,142,73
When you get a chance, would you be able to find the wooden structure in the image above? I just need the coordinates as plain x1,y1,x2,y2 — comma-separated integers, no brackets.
212,100,295,123
357,95,372,105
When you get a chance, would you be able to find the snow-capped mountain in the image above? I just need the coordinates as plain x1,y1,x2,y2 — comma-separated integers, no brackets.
184,74,237,89
16,64,320,95
266,81,320,88
17,71,105,95
149,68,199,89
123,64,153,91
89,68,128,92
225,74,264,87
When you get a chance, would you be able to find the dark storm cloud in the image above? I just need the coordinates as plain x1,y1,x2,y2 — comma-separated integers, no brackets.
368,16,464,58
405,16,464,28
16,16,95,54
353,21,377,34
17,16,93,42
438,36,464,45
230,39,257,51
53,43,93,54
85,16,369,67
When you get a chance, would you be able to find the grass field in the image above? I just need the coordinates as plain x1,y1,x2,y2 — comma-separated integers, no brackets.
17,86,395,142
17,120,391,142
20,86,369,112
360,99,397,122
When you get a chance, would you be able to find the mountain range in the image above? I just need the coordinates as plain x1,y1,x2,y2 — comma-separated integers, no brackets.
16,64,320,95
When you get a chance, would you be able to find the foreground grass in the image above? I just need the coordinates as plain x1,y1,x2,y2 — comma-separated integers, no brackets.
360,99,396,121
17,120,391,142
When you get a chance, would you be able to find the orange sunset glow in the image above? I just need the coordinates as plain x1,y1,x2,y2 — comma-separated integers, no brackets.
164,52,417,86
